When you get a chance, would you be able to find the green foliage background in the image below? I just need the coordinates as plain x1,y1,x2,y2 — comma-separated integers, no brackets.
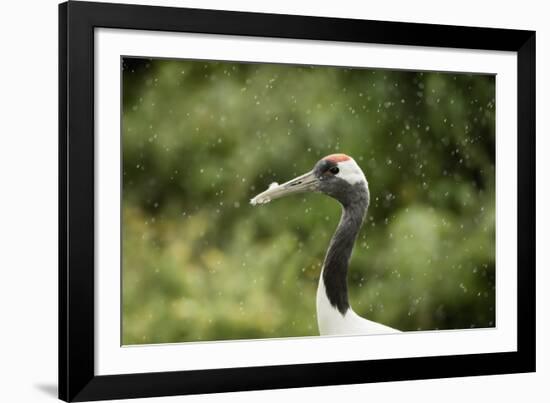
122,57,495,345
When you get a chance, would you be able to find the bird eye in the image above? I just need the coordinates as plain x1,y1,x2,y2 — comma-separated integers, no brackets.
329,167,339,174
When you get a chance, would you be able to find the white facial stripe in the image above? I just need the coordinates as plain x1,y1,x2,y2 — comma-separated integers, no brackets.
335,159,367,185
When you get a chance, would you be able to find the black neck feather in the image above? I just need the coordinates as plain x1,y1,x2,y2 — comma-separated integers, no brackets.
322,182,369,314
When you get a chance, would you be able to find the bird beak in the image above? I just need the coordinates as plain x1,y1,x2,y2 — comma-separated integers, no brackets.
250,171,320,205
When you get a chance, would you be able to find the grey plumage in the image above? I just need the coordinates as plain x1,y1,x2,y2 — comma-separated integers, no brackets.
322,182,369,314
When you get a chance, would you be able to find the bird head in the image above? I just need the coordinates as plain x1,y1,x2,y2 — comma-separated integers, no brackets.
250,153,368,207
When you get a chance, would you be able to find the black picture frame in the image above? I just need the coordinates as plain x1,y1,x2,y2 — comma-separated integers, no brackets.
59,1,536,401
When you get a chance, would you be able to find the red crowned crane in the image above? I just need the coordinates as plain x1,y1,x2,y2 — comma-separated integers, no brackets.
251,154,400,336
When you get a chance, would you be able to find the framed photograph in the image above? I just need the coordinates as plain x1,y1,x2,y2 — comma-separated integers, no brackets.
59,1,535,401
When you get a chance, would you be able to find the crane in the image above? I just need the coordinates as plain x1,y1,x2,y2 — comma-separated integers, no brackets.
251,153,400,336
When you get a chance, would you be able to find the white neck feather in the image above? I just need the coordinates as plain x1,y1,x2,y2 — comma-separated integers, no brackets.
316,270,400,336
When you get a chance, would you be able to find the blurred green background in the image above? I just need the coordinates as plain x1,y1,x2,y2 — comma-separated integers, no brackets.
122,57,495,345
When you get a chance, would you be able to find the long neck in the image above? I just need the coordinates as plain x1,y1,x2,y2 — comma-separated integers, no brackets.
322,184,369,314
